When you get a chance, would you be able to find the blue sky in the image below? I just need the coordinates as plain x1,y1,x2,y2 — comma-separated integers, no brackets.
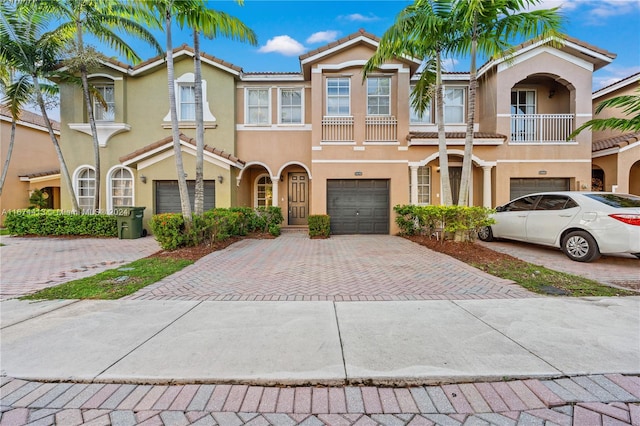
104,0,640,91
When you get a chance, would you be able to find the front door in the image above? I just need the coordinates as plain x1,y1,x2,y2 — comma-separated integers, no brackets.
288,172,308,225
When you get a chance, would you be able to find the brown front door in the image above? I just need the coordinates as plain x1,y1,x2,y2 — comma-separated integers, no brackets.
288,172,308,225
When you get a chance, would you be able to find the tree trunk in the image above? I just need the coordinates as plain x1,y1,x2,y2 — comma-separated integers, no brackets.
165,6,192,223
0,120,17,196
193,30,205,216
435,49,452,206
458,13,478,207
33,76,80,212
77,21,101,213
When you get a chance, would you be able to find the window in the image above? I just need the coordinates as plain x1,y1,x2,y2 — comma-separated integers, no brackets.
75,167,96,211
502,195,539,212
444,87,465,123
535,195,577,210
179,84,196,121
511,90,536,115
417,166,431,204
279,88,302,124
327,78,350,116
511,90,536,141
247,88,270,125
367,77,390,115
256,175,273,207
93,85,115,121
410,85,431,124
109,167,133,209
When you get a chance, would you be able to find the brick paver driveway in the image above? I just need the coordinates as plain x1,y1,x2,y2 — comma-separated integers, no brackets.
125,233,535,301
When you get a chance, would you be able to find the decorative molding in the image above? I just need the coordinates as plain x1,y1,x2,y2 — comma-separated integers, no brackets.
68,122,131,147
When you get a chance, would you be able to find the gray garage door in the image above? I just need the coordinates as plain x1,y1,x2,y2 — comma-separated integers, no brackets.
155,180,215,214
510,178,570,199
327,179,389,234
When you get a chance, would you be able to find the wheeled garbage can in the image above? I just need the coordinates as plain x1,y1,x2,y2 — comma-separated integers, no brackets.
115,206,146,239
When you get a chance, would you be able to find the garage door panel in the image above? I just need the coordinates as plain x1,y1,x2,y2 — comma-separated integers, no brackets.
327,179,389,235
510,178,569,200
156,180,215,214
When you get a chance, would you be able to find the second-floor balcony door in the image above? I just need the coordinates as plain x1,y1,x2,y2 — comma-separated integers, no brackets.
511,90,536,142
288,172,308,225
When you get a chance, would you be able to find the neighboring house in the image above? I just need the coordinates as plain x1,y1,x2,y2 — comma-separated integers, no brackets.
590,72,640,195
58,31,618,235
0,104,61,226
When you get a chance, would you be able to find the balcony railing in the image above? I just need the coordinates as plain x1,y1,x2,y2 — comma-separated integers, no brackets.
322,116,354,142
510,114,574,143
366,116,398,142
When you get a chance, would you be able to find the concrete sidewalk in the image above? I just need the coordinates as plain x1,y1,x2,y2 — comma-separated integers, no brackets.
2,297,638,386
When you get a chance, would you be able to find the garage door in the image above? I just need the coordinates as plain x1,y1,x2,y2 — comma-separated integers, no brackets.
510,178,569,199
327,179,389,234
156,180,215,214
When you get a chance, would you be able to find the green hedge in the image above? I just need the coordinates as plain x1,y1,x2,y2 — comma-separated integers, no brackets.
149,206,284,250
308,214,330,238
4,210,117,237
394,204,494,241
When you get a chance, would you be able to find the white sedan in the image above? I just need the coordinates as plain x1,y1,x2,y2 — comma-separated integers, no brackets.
478,192,640,262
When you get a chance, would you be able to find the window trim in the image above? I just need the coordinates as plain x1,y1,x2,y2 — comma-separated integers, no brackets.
106,165,135,213
511,89,537,115
92,84,115,122
254,173,273,207
277,87,304,125
163,72,216,124
178,83,196,121
73,165,96,212
245,87,272,125
326,77,351,116
443,86,466,124
366,76,391,116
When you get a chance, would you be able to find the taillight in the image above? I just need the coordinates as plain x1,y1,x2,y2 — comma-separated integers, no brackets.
609,214,640,226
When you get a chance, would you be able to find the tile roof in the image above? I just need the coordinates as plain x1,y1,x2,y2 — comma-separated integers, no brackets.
299,29,380,61
132,44,243,74
119,133,245,166
18,170,60,179
407,132,507,140
593,72,640,96
0,104,61,131
592,132,640,152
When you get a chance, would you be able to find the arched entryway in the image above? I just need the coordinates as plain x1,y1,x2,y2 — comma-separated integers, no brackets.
630,160,640,195
277,163,311,226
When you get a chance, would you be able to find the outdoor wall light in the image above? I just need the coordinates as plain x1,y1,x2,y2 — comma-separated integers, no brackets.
538,170,547,175
140,175,147,184
218,175,224,184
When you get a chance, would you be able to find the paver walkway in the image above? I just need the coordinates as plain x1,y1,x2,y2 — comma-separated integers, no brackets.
1,375,639,425
124,234,535,301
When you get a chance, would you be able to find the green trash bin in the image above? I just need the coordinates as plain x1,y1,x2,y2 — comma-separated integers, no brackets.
115,206,146,239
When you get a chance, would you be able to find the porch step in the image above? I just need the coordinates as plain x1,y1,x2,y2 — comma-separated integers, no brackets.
280,226,309,234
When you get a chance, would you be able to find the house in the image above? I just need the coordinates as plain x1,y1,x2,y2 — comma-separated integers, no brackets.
0,104,61,226
590,72,640,195
58,31,619,235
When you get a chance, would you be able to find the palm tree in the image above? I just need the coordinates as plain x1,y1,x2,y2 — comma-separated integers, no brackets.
451,0,562,206
32,0,162,212
176,2,256,215
0,3,81,211
364,0,456,205
570,86,640,137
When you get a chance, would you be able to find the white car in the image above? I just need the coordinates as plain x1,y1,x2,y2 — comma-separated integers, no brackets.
478,192,640,262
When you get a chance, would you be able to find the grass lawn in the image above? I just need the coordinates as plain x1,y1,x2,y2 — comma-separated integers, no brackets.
21,257,192,300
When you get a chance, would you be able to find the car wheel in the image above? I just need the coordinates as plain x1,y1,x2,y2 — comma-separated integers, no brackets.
562,230,601,262
477,226,494,242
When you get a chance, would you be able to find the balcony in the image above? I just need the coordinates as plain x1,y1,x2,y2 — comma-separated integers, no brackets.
510,114,574,143
322,116,354,142
321,115,398,143
366,116,398,143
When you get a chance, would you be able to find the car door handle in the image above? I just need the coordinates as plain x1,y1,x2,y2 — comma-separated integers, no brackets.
559,214,573,217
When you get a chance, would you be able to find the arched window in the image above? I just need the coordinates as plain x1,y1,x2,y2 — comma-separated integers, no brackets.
74,166,96,211
256,174,273,207
109,167,134,211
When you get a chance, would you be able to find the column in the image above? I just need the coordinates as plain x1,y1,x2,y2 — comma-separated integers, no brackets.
410,165,419,205
271,176,279,208
482,166,492,208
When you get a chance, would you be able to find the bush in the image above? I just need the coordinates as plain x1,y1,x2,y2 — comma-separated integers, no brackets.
394,205,494,241
4,210,117,237
308,214,330,238
149,213,188,250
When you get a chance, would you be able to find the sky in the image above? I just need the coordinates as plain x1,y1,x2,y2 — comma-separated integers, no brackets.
97,0,640,91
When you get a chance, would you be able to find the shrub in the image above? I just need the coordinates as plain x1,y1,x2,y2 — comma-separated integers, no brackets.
308,214,330,238
255,206,284,234
394,205,494,241
4,210,117,237
149,213,188,250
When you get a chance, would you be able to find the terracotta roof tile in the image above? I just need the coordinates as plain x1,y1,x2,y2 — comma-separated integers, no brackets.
407,131,507,140
593,72,640,95
119,133,245,166
0,103,60,131
299,29,380,61
18,170,60,179
132,44,243,74
592,132,640,152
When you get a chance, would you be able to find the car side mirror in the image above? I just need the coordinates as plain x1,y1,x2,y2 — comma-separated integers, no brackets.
496,206,505,212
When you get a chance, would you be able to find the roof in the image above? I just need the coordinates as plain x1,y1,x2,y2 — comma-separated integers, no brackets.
592,132,640,153
407,132,507,141
132,44,243,75
119,133,245,167
0,104,61,132
299,29,380,61
593,72,640,99
18,170,60,179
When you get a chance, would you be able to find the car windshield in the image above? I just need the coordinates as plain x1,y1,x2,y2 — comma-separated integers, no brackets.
584,193,640,208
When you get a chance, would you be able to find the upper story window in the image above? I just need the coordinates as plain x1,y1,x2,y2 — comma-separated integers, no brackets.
93,84,115,121
179,84,196,121
246,88,270,125
327,77,350,116
444,87,465,123
410,85,432,124
367,77,391,116
511,90,536,115
279,88,303,124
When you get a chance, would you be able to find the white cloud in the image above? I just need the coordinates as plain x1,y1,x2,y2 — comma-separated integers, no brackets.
525,0,578,12
258,35,306,56
441,58,460,72
306,30,340,44
338,13,380,22
594,65,640,90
